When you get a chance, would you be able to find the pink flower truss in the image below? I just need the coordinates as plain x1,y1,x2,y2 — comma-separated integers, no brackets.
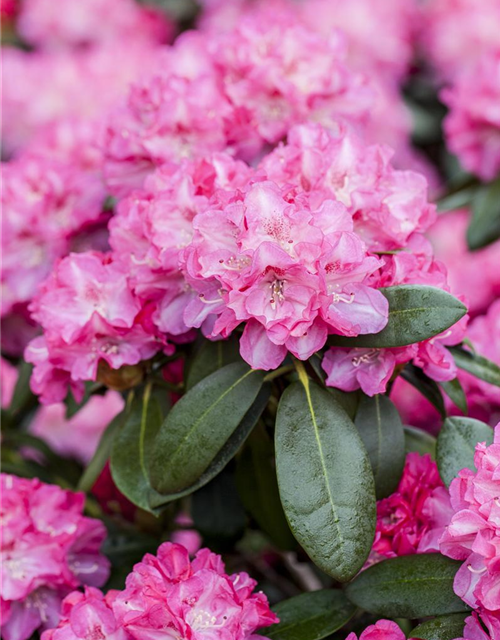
29,390,125,465
440,423,500,615
442,50,500,181
419,0,500,80
103,16,373,196
346,619,407,640
17,0,172,50
1,43,159,154
371,453,453,559
1,143,107,318
112,542,278,639
0,474,110,640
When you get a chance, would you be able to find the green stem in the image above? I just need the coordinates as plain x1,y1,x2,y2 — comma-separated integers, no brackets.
263,365,294,382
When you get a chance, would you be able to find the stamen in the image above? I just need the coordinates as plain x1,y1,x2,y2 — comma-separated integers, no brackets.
198,293,222,305
332,292,355,305
467,564,487,574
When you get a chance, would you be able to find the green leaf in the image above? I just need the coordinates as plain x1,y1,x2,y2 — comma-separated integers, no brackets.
236,425,295,551
437,417,494,486
192,468,246,549
149,363,265,495
449,346,500,387
185,337,240,391
404,426,436,458
468,178,500,250
9,361,34,414
439,378,468,414
110,385,163,513
345,554,469,618
275,370,376,582
437,185,478,213
78,399,131,492
65,381,94,419
411,614,468,640
400,364,445,418
264,589,357,640
149,384,270,507
354,395,405,499
327,286,467,349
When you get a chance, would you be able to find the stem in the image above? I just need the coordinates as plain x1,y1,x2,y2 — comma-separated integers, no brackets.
292,358,309,388
263,365,294,382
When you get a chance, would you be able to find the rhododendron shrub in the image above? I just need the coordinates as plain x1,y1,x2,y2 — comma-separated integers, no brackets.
2,2,500,640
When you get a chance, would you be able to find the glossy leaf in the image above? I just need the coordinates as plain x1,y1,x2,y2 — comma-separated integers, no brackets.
400,364,445,418
411,614,468,640
110,385,163,512
327,285,467,349
467,178,500,250
236,425,295,551
355,395,405,499
149,385,270,507
149,363,265,495
437,417,494,486
264,589,357,640
345,554,469,618
439,378,468,414
449,346,500,387
185,336,240,391
275,372,376,582
404,426,437,458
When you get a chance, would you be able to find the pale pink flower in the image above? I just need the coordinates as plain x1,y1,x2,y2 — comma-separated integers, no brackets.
442,50,500,181
17,0,172,50
29,391,125,465
372,453,453,559
440,423,500,613
0,474,110,640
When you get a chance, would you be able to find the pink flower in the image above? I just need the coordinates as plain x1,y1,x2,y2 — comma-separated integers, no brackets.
442,50,500,181
41,587,129,640
440,423,500,614
29,390,125,465
461,610,500,640
371,453,453,559
17,0,172,50
0,474,110,640
346,619,406,640
112,542,278,639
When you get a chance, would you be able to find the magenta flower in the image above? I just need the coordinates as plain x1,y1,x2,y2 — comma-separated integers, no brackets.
346,619,407,640
0,474,110,640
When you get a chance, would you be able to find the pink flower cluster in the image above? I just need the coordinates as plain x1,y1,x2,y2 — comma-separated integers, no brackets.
103,18,373,196
347,619,408,640
16,0,172,50
442,49,500,181
371,453,453,560
440,423,500,616
26,121,464,402
42,542,278,640
0,474,110,640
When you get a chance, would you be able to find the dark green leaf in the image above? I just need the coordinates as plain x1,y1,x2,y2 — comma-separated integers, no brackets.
439,378,468,414
9,361,34,414
192,468,246,548
149,363,265,495
437,417,494,486
411,614,468,640
437,186,478,213
78,400,130,492
185,336,240,391
404,426,436,458
149,384,270,507
400,364,445,418
275,371,376,582
355,395,405,499
264,589,357,640
449,346,500,387
236,425,295,550
468,178,500,250
65,381,94,419
345,554,469,618
327,286,467,349
110,385,163,513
